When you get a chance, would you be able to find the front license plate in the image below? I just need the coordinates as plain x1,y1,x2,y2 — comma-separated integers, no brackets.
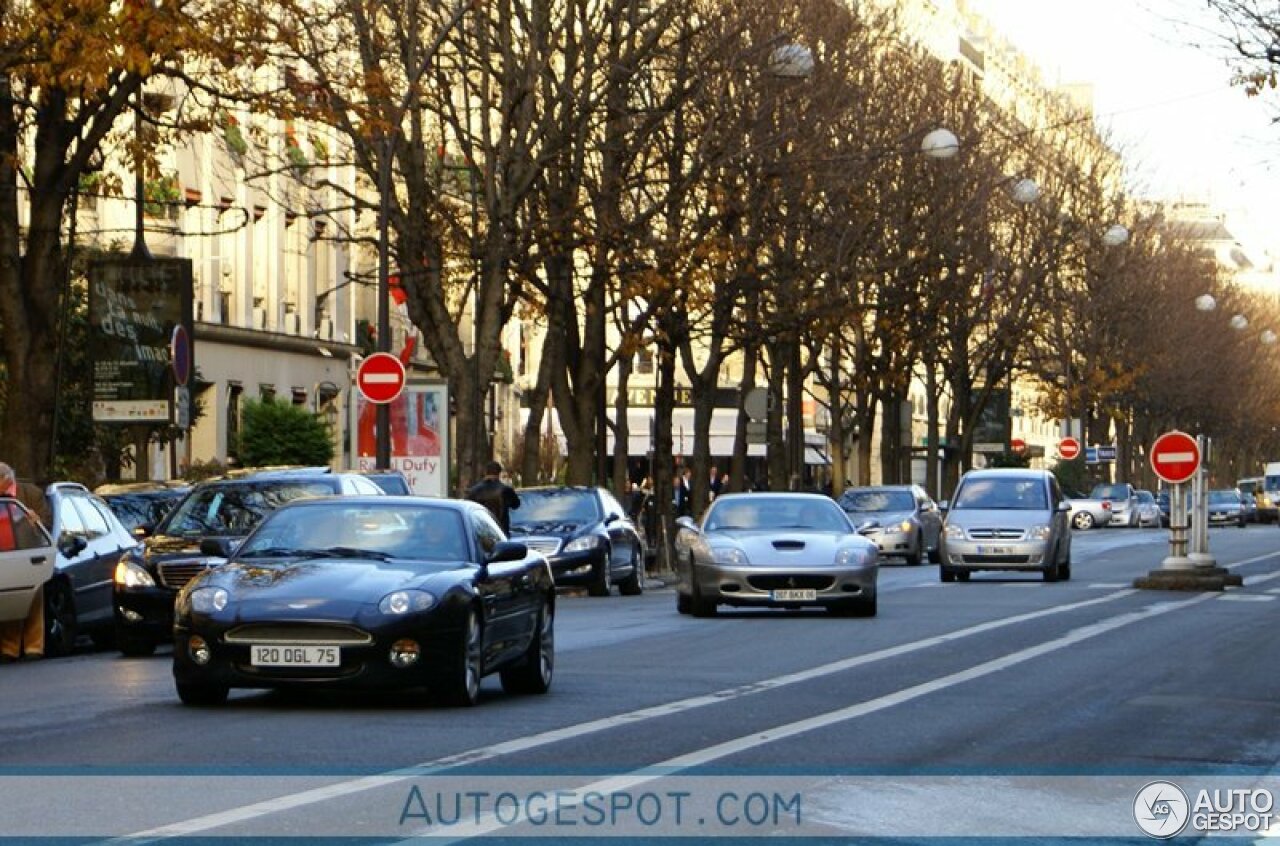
771,589,817,601
250,645,340,667
976,546,1013,555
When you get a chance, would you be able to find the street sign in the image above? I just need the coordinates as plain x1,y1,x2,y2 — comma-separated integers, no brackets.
743,387,769,422
1085,447,1099,464
1057,436,1081,460
1097,444,1117,462
356,353,407,404
1150,430,1201,485
1010,437,1027,453
170,324,191,388
745,421,767,445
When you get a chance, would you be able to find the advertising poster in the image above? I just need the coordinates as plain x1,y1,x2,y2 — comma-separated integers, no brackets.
352,381,449,497
88,257,194,424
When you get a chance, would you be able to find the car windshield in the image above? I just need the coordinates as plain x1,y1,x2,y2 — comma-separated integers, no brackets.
840,490,915,512
1136,491,1155,504
105,494,182,531
1208,490,1240,505
238,503,468,561
704,497,851,532
1090,484,1129,500
952,478,1048,511
158,482,335,537
510,490,599,527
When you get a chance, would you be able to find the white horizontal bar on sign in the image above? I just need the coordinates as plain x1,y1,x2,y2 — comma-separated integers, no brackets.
1154,452,1195,463
361,374,402,384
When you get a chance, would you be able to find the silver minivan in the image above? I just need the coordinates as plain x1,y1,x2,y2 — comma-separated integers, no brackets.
939,468,1072,583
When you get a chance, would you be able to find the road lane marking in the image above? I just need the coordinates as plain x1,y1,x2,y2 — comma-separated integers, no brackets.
398,592,1224,842
1088,583,1129,589
1218,594,1276,602
118,562,1280,842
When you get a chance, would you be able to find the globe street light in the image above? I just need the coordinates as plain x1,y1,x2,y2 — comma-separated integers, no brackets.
920,128,960,160
1195,294,1217,312
1262,330,1277,345
1010,177,1041,205
1102,224,1130,247
1230,313,1249,331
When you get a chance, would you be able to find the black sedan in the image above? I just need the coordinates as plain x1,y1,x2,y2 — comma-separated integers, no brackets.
172,497,555,707
510,486,643,597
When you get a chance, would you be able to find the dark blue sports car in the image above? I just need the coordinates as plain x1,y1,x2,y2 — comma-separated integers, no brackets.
172,497,555,707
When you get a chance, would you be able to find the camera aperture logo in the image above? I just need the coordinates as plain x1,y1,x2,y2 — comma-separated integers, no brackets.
1134,781,1189,838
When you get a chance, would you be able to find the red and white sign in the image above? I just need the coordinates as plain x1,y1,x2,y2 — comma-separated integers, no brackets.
1150,430,1201,485
356,352,407,404
1010,438,1027,453
1057,437,1081,461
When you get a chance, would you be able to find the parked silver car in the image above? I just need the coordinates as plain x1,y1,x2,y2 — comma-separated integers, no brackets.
674,493,879,617
1090,482,1140,527
1065,494,1113,530
1134,490,1162,527
938,468,1072,583
838,485,942,565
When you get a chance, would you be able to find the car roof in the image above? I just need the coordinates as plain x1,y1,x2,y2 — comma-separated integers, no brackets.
841,485,916,492
95,481,190,496
517,485,598,493
277,495,472,511
962,468,1050,480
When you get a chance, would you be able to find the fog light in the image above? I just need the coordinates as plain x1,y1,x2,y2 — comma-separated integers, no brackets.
390,639,420,668
189,635,211,665
119,607,143,623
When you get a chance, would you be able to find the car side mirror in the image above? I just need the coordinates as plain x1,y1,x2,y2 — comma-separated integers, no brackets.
200,538,233,558
675,516,698,532
604,513,619,526
938,501,949,513
58,535,88,559
1057,501,1072,513
487,540,528,565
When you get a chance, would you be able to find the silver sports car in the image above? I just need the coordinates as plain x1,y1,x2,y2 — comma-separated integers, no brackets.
674,493,879,617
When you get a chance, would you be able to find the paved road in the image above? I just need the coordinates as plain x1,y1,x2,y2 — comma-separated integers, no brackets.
2,524,1278,841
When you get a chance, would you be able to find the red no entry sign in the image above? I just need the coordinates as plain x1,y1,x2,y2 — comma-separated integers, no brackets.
1150,430,1200,485
1057,437,1081,461
356,353,406,404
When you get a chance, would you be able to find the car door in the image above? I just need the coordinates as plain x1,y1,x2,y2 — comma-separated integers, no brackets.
600,490,637,576
471,509,533,665
1048,475,1070,561
72,491,129,628
0,501,55,623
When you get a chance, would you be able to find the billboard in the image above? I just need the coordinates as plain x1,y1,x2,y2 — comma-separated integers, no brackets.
88,257,194,424
351,381,449,497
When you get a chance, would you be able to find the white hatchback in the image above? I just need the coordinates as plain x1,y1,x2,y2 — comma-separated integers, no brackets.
0,498,55,623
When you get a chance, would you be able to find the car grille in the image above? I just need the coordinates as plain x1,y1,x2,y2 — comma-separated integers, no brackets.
223,624,373,645
747,574,836,592
523,539,561,556
961,554,1033,564
157,562,211,590
965,528,1026,540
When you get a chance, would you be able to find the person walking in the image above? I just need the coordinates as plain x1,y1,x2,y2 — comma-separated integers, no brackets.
0,462,50,663
466,460,521,535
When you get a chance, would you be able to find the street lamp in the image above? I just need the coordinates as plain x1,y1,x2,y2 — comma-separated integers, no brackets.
1102,224,1130,247
920,128,960,160
1195,294,1217,312
1230,313,1249,331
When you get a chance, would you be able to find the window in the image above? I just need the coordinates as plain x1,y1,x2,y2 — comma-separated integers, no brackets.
260,384,277,403
636,348,655,375
473,509,504,554
71,495,111,539
56,498,86,543
8,503,49,551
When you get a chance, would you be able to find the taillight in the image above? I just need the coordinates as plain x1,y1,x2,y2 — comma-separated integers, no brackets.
1102,502,1112,510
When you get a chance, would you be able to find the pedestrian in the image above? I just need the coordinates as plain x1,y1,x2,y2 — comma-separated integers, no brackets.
0,462,50,663
466,460,521,535
709,465,722,500
674,466,693,517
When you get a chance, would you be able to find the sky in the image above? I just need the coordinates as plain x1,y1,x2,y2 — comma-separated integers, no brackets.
964,0,1280,252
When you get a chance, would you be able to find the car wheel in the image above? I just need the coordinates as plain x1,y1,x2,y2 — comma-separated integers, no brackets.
1043,562,1060,583
499,600,554,695
43,580,78,657
89,628,116,651
175,681,229,706
675,592,692,615
617,549,643,596
690,569,717,617
904,533,922,566
955,570,971,582
853,594,877,617
117,632,157,658
1071,511,1094,531
587,555,612,597
927,541,941,565
1059,562,1071,581
440,608,483,707
940,566,956,583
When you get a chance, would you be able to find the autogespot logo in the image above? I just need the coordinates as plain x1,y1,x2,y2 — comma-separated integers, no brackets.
1134,781,1190,838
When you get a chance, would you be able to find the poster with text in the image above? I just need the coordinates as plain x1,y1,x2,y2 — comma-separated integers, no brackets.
352,381,449,497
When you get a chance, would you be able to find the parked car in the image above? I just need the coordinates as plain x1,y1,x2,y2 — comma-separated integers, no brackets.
1065,493,1112,530
1240,492,1260,524
673,492,879,617
938,468,1072,583
361,470,414,496
1134,490,1162,528
1090,482,1140,528
1205,489,1248,527
43,483,140,654
172,497,555,707
837,484,942,565
1156,490,1172,527
96,481,190,536
509,486,643,597
0,498,55,625
112,468,386,657
1240,474,1280,523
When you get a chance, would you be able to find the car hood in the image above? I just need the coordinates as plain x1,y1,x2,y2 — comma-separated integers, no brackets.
509,521,591,539
197,559,472,616
946,509,1053,531
140,533,238,569
707,529,872,567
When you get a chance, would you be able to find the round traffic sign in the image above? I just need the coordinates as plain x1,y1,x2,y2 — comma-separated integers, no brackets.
356,352,407,404
1150,430,1200,485
1011,438,1027,453
1057,436,1081,461
170,325,191,388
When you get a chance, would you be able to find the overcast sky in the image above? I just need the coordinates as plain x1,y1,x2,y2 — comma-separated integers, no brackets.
964,0,1280,250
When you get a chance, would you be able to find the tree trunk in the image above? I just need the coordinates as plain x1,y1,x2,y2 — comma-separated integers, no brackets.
730,345,758,494
765,346,786,490
652,337,677,570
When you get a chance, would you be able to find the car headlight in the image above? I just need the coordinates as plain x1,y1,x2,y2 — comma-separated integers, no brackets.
378,589,436,615
711,546,749,566
1028,524,1052,541
113,560,155,588
563,535,601,553
943,524,966,540
190,587,229,614
834,545,873,567
899,520,914,534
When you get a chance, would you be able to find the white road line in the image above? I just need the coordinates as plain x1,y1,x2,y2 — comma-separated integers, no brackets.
1089,583,1129,589
1218,594,1277,602
400,592,1222,842
113,590,1141,842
